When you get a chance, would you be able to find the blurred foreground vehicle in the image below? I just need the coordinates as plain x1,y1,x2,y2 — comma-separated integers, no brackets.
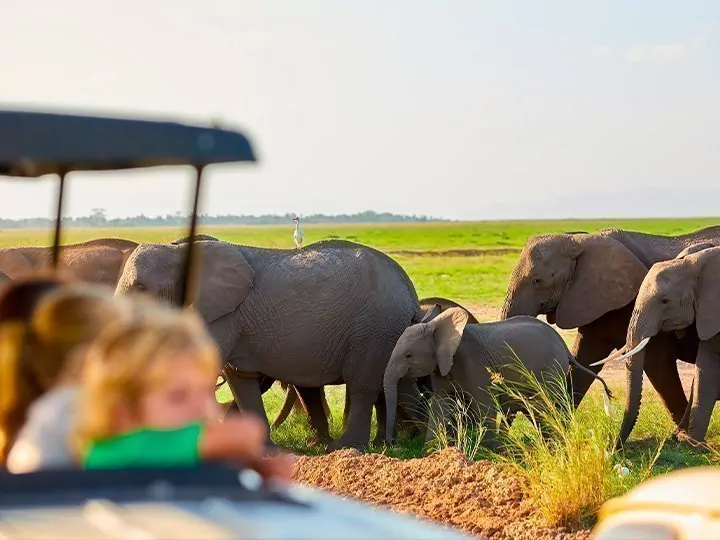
0,107,471,540
593,466,720,539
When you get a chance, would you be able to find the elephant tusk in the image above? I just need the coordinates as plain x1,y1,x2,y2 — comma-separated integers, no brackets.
612,337,651,364
590,344,628,367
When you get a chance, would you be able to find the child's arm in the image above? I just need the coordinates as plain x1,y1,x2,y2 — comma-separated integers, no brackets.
199,414,267,463
201,414,295,481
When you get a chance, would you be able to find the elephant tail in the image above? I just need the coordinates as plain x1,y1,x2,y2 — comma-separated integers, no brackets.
568,356,614,400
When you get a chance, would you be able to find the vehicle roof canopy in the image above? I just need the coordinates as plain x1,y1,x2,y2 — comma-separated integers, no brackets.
0,108,256,176
0,106,258,306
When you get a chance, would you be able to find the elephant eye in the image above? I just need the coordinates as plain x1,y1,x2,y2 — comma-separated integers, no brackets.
531,276,542,286
404,352,412,359
661,298,669,304
135,282,147,292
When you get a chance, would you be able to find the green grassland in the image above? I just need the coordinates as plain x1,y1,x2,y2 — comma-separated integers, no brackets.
4,217,720,525
4,217,719,308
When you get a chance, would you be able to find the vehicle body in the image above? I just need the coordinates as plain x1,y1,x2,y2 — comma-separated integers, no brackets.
0,464,471,539
0,107,471,539
593,466,720,539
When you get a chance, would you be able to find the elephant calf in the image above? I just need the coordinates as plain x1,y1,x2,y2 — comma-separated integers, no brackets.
384,307,612,449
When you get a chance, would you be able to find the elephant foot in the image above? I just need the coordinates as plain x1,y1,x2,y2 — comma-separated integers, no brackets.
371,434,386,447
670,427,689,443
325,438,368,454
307,434,333,447
675,431,710,452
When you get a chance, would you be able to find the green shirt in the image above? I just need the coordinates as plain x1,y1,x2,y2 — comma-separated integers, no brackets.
84,422,203,470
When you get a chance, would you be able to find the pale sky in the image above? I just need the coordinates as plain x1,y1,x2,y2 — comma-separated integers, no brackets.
1,1,718,220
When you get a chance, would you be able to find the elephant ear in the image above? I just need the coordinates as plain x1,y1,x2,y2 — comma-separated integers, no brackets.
556,236,647,329
429,307,468,376
191,242,255,324
676,242,715,260
420,303,442,323
695,250,720,341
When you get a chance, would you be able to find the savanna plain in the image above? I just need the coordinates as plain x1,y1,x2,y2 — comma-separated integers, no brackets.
8,218,720,539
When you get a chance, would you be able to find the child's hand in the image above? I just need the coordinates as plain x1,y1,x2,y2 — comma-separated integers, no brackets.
249,452,296,482
200,413,267,463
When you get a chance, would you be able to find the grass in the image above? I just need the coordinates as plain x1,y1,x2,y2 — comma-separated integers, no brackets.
5,217,720,525
486,356,655,527
2,217,718,307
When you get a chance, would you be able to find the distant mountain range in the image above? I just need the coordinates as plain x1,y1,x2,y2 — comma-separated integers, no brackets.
0,210,449,229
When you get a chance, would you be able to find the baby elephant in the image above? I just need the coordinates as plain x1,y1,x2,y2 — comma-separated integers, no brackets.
383,306,612,448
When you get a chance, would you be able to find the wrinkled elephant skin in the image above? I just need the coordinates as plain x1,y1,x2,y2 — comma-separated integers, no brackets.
613,244,720,445
115,239,421,451
501,227,720,428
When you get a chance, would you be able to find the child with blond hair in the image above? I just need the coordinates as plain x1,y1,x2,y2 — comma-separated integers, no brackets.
75,304,293,478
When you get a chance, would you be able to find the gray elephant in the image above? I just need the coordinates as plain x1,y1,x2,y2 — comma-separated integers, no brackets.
115,238,422,450
383,306,611,448
0,238,138,287
271,297,478,432
174,234,337,443
501,227,720,429
593,243,720,446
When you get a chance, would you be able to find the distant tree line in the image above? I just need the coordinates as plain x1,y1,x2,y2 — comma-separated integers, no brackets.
0,209,447,229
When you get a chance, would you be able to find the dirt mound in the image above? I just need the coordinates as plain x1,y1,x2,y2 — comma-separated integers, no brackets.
293,448,591,540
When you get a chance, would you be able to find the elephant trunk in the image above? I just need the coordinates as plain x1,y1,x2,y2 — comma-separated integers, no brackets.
617,312,659,446
383,358,409,444
501,287,538,320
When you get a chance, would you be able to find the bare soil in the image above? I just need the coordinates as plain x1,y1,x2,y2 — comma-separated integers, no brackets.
292,448,591,540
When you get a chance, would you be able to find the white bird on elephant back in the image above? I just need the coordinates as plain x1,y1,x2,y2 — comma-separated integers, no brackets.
293,216,304,249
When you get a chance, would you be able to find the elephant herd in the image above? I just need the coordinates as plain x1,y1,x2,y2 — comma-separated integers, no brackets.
2,224,719,451
503,225,720,447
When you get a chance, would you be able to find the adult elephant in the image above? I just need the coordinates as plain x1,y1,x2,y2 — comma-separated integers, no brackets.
594,243,720,446
270,297,478,431
501,227,720,429
0,238,138,287
115,238,422,450
176,235,337,443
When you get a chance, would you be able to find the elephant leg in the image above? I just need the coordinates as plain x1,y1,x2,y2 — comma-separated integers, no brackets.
479,415,502,453
223,368,274,447
567,327,619,409
342,389,350,431
643,334,689,425
271,384,299,429
674,377,694,438
295,386,331,444
687,343,720,445
372,393,387,447
424,394,444,446
327,387,376,452
321,387,331,419
396,378,425,437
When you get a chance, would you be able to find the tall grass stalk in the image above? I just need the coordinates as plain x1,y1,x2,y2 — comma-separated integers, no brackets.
486,349,642,528
421,387,486,461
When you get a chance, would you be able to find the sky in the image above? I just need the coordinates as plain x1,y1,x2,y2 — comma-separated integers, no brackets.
0,1,718,220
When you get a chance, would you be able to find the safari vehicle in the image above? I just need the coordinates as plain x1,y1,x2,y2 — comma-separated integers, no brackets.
593,466,720,540
0,107,470,539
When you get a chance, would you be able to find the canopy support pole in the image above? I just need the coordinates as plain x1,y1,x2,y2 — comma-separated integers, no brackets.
178,165,205,307
51,171,67,269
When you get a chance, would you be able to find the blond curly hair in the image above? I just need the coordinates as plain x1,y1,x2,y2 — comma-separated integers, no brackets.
74,305,220,454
